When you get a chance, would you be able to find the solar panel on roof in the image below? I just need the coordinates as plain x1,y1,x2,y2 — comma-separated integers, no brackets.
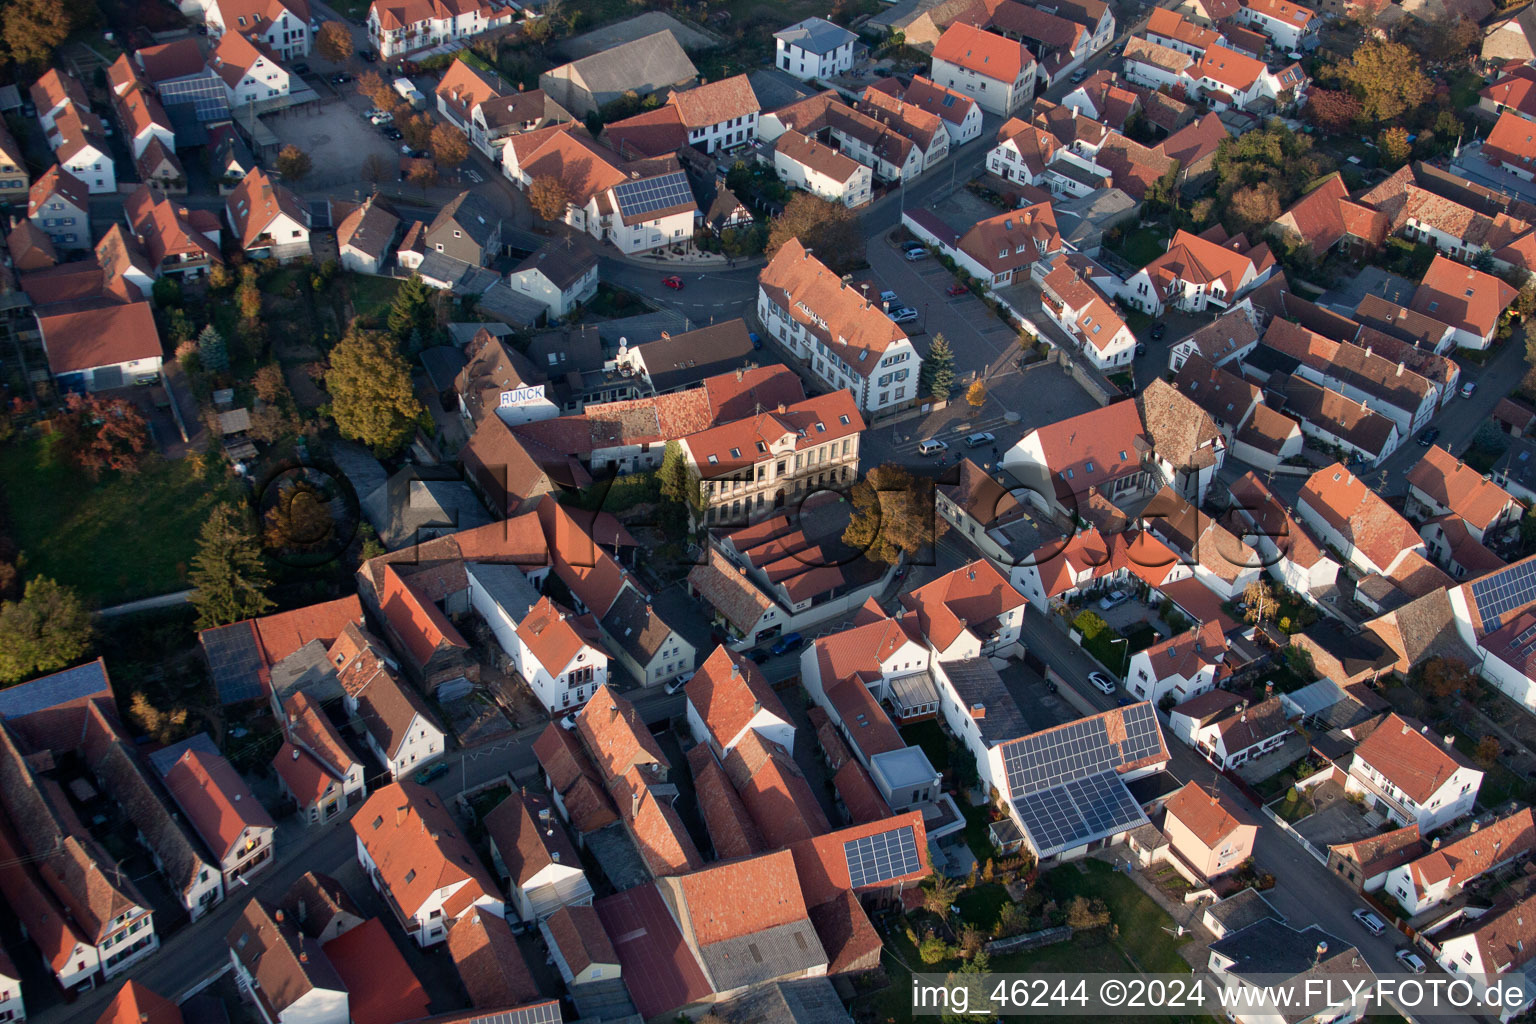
612,172,694,218
201,624,264,704
1014,771,1147,858
844,825,922,888
1470,560,1536,633
460,1003,562,1024
159,75,229,122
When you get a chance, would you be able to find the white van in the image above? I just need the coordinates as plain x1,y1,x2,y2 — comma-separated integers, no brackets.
918,439,949,455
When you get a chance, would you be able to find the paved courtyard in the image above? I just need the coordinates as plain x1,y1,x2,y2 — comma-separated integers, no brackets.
266,96,410,192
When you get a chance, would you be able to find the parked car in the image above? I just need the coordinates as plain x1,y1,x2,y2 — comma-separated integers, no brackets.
291,62,310,75
382,126,403,140
918,438,949,455
663,275,684,290
902,240,924,253
664,671,694,695
559,711,579,731
413,761,449,785
749,332,762,349
1088,672,1116,695
946,283,968,296
1135,342,1147,356
360,49,379,62
1417,426,1441,447
966,431,995,447
1461,380,1478,398
879,289,899,305
1352,909,1386,936
1149,322,1166,340
891,307,919,324
1395,949,1426,974
1069,68,1088,83
770,632,804,655
369,112,394,125
1098,589,1130,610
748,648,770,663
331,72,354,84
904,247,928,262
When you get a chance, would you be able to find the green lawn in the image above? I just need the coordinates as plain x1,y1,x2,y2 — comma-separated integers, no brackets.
0,437,239,606
1116,227,1167,269
1040,860,1193,973
955,881,1010,931
346,273,403,324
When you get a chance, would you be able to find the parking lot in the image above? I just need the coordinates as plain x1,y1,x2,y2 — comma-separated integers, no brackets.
266,94,411,191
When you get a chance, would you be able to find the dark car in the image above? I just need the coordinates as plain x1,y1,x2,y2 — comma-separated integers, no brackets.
1135,342,1147,356
331,72,355,84
770,632,804,655
360,49,379,62
748,648,770,663
291,62,310,75
382,126,403,140
1418,427,1441,447
413,761,449,784
1149,322,1166,340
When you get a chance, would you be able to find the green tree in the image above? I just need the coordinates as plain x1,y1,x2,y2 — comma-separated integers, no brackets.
658,440,702,510
198,324,229,374
0,577,92,684
923,873,962,916
325,326,424,454
152,276,182,308
387,273,436,343
1337,40,1432,124
766,193,865,274
188,504,274,629
919,333,957,402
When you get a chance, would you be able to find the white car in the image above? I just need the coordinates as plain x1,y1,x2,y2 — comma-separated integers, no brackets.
1088,672,1116,695
1395,949,1426,974
1461,380,1477,398
918,439,949,455
879,289,899,305
665,671,694,695
369,112,394,126
1098,589,1130,610
559,712,578,731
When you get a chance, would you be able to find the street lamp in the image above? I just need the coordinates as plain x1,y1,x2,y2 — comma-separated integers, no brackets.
1110,635,1129,678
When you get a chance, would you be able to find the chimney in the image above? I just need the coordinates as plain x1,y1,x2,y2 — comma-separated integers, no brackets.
1433,837,1442,849
1472,820,1482,833
299,951,308,963
1397,362,1405,376
971,702,987,719
292,748,300,760
297,897,307,923
1444,734,1455,747
753,700,761,716
396,804,408,826
731,663,740,678
631,791,640,818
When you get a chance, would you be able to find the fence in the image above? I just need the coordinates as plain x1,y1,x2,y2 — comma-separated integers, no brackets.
1259,804,1329,865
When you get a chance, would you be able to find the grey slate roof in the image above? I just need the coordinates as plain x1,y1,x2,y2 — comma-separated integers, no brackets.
477,280,548,328
719,977,851,1024
366,471,493,550
633,318,756,393
417,251,502,295
429,190,501,252
940,658,1028,745
557,31,699,100
148,731,222,778
1210,919,1355,981
90,738,217,906
0,659,110,718
1205,887,1283,936
464,562,543,624
775,17,858,54
269,639,344,708
600,587,672,663
697,919,828,992
513,241,599,292
448,321,517,347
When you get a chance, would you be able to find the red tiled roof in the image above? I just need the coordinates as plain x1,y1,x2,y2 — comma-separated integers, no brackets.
576,683,668,785
353,782,500,921
686,743,763,860
1484,109,1536,172
669,74,758,128
1353,713,1480,804
790,812,930,908
664,848,810,947
1023,398,1146,498
531,723,618,833
163,747,274,861
1300,463,1422,573
320,918,430,1024
595,882,712,1018
96,982,182,1024
722,728,831,848
445,910,539,1009
934,21,1033,82
614,762,702,877
685,645,789,752
543,903,617,975
379,562,469,669
1163,780,1248,847
516,596,599,676
1408,445,1522,531
899,559,1025,651
833,759,891,824
1331,823,1422,878
759,239,909,377
37,301,161,376
1409,807,1536,894
1411,254,1519,340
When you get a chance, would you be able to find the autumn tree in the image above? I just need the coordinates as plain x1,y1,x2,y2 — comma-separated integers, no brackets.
766,193,864,274
1227,181,1282,236
315,21,352,63
1243,579,1279,627
430,123,469,167
276,144,312,182
253,363,288,405
1066,896,1112,930
358,71,396,111
843,464,947,565
528,175,572,222
922,873,961,916
407,161,439,192
1417,13,1480,65
0,577,92,684
965,379,987,408
1416,655,1477,700
1304,88,1361,133
1213,122,1333,209
55,394,151,479
918,333,956,402
237,264,262,322
3,0,74,66
189,504,274,629
325,326,424,454
523,16,553,44
264,479,335,553
1337,40,1432,124
401,113,433,151
1476,736,1503,766
128,691,190,745
1378,126,1412,167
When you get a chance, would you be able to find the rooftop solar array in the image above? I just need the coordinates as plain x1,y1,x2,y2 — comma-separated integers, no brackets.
1470,559,1536,633
159,74,230,122
1014,772,1148,859
200,622,264,704
612,172,693,218
844,825,922,889
0,660,108,718
999,703,1162,799
457,1003,562,1024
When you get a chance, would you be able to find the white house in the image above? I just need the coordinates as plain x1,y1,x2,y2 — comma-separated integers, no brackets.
37,302,163,394
758,239,923,415
1346,713,1483,832
368,0,512,60
898,560,1027,661
209,31,292,107
484,791,593,922
685,645,796,756
163,746,276,889
336,195,400,276
1228,473,1343,601
931,22,1037,117
1234,0,1320,50
334,628,446,781
512,598,607,715
226,167,310,261
1038,259,1136,369
0,960,23,1024
775,17,857,81
1298,464,1426,577
1125,621,1228,707
1429,894,1536,1021
1382,808,1536,916
50,106,114,195
774,129,873,208
891,76,983,146
206,0,311,60
671,74,759,153
1209,920,1368,1024
228,900,348,1024
507,243,599,320
275,692,366,827
1187,697,1290,771
1120,229,1270,316
354,782,504,946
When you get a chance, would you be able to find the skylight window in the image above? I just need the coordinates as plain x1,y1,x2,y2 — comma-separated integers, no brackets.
730,448,741,458
815,422,826,431
708,454,719,464
840,414,850,425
